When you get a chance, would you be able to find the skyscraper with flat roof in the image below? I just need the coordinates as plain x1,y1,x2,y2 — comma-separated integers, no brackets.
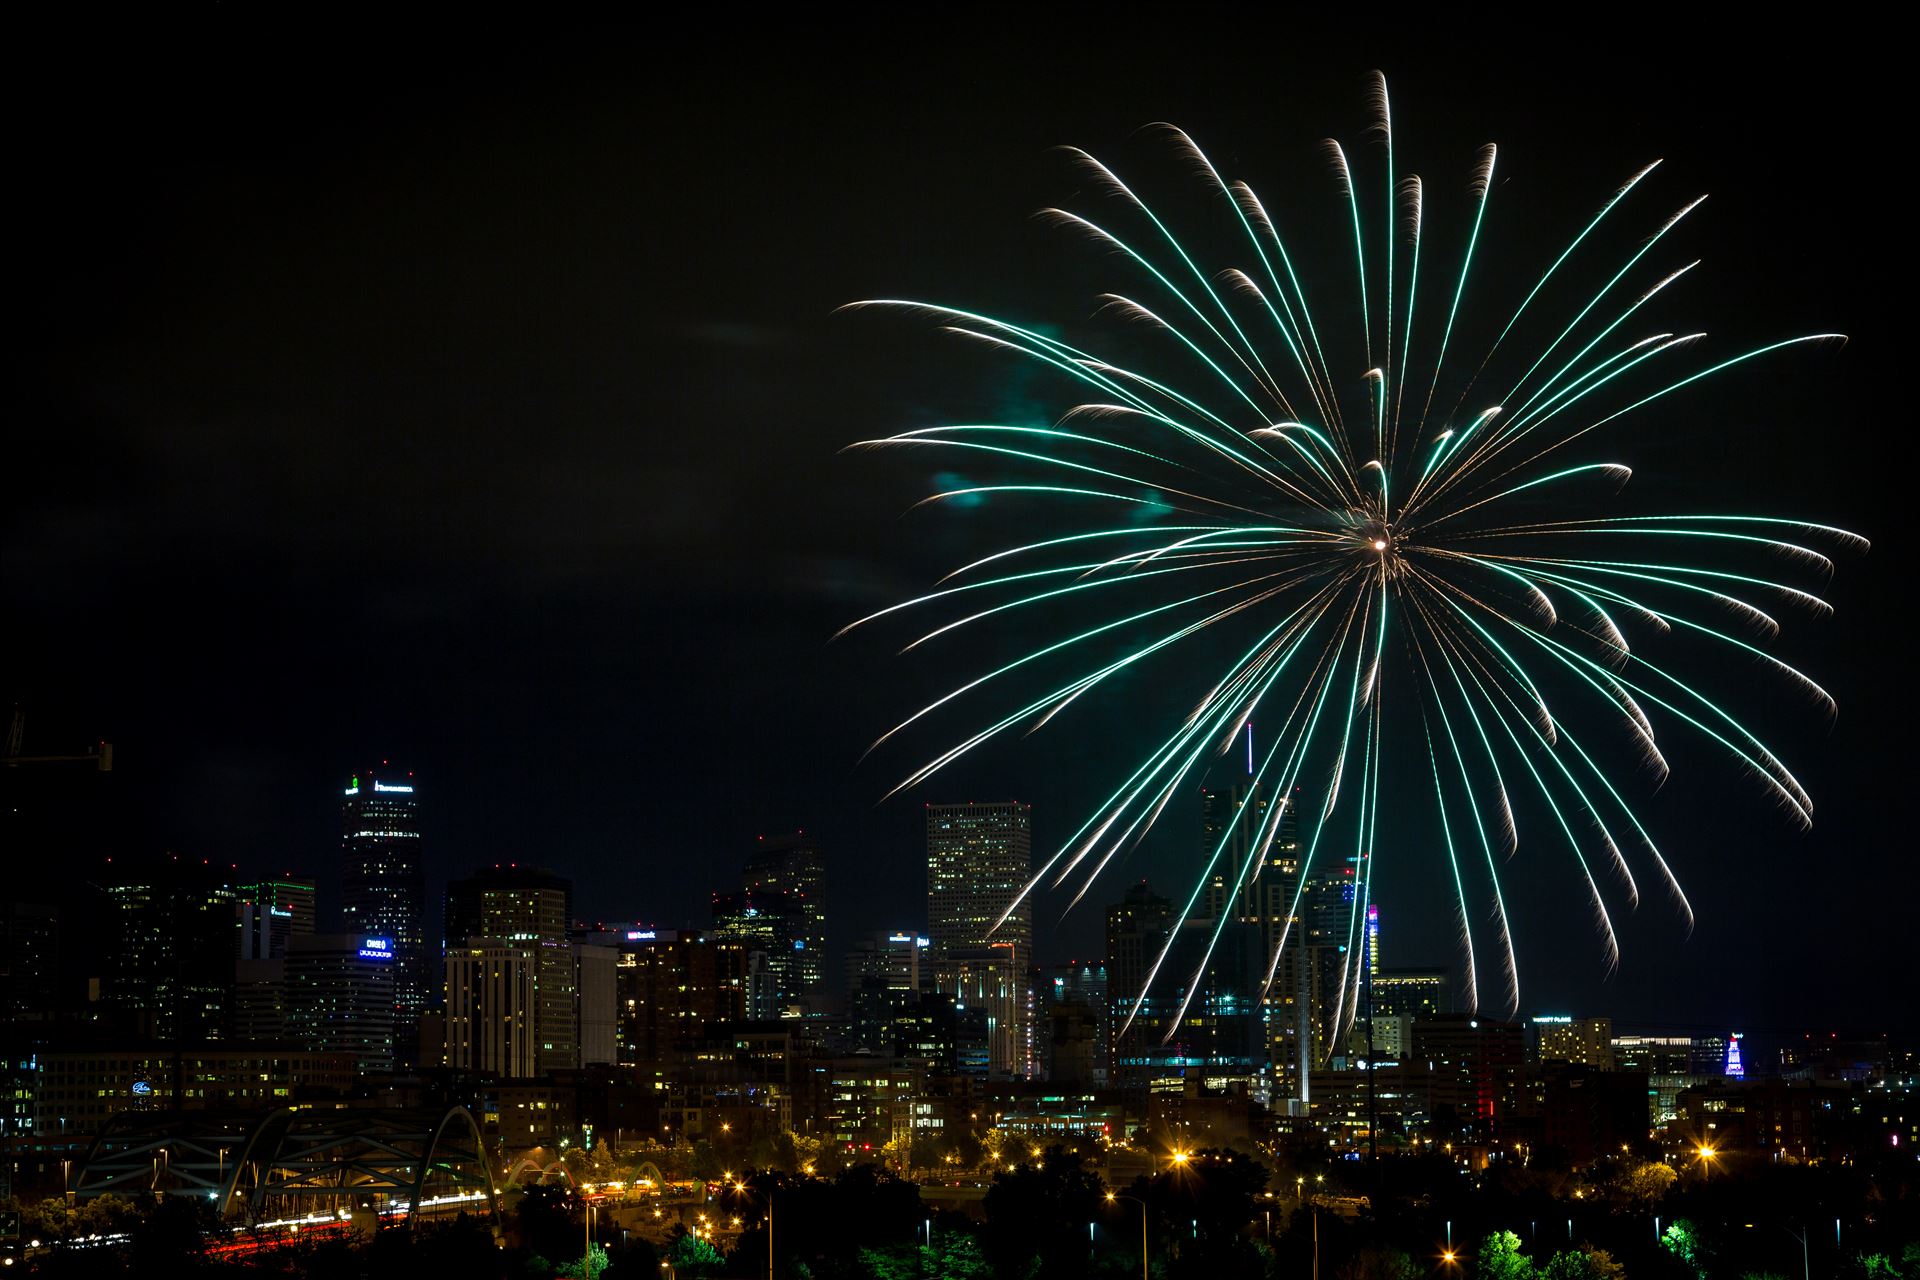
1199,775,1309,1102
711,889,807,1021
444,938,539,1078
926,801,1033,1076
744,832,827,998
99,855,238,1043
341,767,427,1054
1106,880,1173,1096
445,865,576,1073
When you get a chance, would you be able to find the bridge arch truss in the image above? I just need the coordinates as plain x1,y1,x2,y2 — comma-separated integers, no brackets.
71,1106,498,1225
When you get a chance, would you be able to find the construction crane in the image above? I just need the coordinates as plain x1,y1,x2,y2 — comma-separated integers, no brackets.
3,704,112,769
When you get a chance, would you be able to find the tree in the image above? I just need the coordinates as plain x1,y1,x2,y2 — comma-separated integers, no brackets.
560,1241,611,1279
1615,1161,1678,1208
983,1146,1107,1277
1477,1230,1537,1280
1542,1247,1626,1280
669,1229,725,1276
1660,1220,1706,1280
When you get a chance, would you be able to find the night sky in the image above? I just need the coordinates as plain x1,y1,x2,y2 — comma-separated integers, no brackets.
8,27,1899,1034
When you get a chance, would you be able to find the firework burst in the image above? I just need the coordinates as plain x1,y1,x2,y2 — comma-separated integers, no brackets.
840,76,1861,1051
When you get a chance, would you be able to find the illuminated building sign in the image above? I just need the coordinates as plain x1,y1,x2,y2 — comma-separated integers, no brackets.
359,938,394,961
1725,1031,1745,1078
626,930,656,941
345,777,414,795
1533,1015,1573,1024
131,1080,154,1096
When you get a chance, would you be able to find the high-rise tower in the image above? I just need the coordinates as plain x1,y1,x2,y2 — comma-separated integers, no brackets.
1104,880,1173,1096
743,832,827,999
926,801,1033,1077
444,865,575,1074
340,766,427,1058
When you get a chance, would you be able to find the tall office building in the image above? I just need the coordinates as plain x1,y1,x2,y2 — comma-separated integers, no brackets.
340,768,427,1049
611,929,748,1065
445,866,576,1073
1372,968,1449,1063
1374,969,1448,1019
845,930,930,997
1,902,61,1024
1041,961,1110,1086
574,943,618,1067
1532,1015,1616,1069
846,930,930,1053
710,890,807,1021
1412,1013,1527,1145
444,939,540,1078
240,877,316,940
926,802,1033,1076
1199,776,1310,1102
99,855,238,1043
1300,853,1367,1068
285,933,397,1074
744,833,827,998
929,946,1028,1080
1106,881,1174,1095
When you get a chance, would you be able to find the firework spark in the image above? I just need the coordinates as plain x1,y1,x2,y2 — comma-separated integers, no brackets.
841,76,1861,1054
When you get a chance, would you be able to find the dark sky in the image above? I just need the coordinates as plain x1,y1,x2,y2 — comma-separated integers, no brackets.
8,25,1900,1034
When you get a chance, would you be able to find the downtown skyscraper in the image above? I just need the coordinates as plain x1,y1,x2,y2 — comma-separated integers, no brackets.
926,801,1033,1078
743,832,827,999
444,865,576,1074
340,766,427,1057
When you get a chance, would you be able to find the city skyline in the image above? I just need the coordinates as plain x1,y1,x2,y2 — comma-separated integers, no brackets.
5,29,1899,1045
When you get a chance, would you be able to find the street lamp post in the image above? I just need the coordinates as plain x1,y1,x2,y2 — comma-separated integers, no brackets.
1107,1193,1148,1280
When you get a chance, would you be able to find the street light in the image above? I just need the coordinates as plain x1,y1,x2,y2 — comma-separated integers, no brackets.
1106,1193,1149,1280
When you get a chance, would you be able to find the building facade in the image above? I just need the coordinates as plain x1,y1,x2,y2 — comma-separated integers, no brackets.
285,933,397,1074
445,865,576,1073
743,833,827,999
444,938,540,1078
340,769,427,1050
926,802,1032,1076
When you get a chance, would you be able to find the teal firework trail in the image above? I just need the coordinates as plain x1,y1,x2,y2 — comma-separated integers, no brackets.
840,76,1861,1056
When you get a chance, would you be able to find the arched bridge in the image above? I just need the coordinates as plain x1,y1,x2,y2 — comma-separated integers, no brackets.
69,1106,499,1224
